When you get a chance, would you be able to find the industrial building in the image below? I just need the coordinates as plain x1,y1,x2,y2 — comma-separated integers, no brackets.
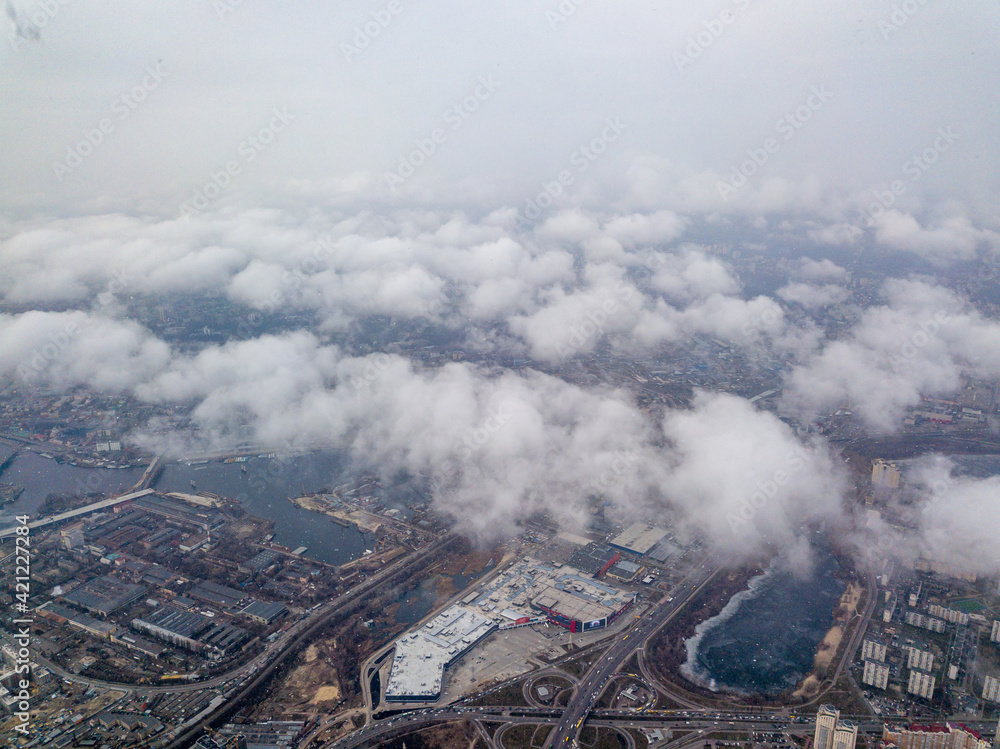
132,605,212,652
608,560,643,582
62,574,147,617
133,493,225,530
190,580,248,610
238,599,288,625
566,543,619,578
609,523,669,556
384,606,496,702
240,549,282,574
215,720,305,748
37,601,118,638
131,605,247,655
113,632,167,658
199,622,249,654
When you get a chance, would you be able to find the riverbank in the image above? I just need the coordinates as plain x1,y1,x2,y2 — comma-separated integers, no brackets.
791,579,864,700
646,559,771,706
289,494,386,533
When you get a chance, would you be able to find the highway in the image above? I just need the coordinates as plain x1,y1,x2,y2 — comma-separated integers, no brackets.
325,704,1000,749
545,554,723,748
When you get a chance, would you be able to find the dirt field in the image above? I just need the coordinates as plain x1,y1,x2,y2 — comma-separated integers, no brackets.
268,639,344,711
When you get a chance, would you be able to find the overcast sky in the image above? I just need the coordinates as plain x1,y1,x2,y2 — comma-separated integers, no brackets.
2,0,998,225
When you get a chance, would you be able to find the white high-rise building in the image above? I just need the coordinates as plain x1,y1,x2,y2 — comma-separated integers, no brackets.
908,669,936,700
815,705,840,749
863,660,891,690
872,460,901,489
929,605,969,625
834,721,859,749
983,675,1000,704
863,639,888,662
990,620,1000,644
906,646,935,672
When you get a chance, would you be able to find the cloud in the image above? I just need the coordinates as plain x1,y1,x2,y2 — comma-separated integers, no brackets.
0,310,172,391
656,391,848,557
132,335,851,553
898,457,1000,577
777,281,849,310
807,222,863,246
872,210,995,265
798,257,848,282
648,247,739,303
782,278,1000,430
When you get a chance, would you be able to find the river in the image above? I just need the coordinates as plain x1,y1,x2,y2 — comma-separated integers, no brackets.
0,449,400,566
154,453,374,566
0,451,143,526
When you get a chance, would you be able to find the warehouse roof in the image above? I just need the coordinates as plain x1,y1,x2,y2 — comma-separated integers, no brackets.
609,523,669,555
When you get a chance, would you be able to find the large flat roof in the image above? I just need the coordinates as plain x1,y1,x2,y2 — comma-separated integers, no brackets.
610,523,669,555
384,606,496,701
567,543,618,576
62,574,147,616
467,559,634,626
